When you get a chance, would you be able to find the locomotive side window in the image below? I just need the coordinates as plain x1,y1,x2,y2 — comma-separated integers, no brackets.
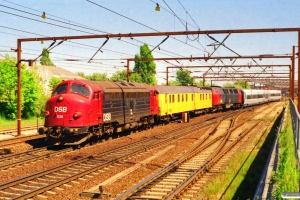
93,92,99,99
52,83,68,96
70,83,90,97
186,94,188,101
178,94,180,102
172,95,174,103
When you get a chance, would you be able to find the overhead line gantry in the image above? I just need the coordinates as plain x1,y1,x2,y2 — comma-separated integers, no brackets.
16,27,300,136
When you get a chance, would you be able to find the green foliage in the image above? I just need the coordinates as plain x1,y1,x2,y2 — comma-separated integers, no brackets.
197,80,213,87
176,69,193,85
86,72,108,81
40,48,55,66
235,80,250,88
223,80,250,89
130,72,143,83
77,72,86,78
223,83,236,88
133,44,157,85
272,113,300,199
110,70,143,82
0,115,44,129
0,55,45,119
167,80,181,86
110,70,127,81
76,72,108,81
49,77,63,91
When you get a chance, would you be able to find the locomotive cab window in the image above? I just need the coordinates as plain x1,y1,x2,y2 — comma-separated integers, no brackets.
93,92,100,99
52,83,68,97
70,83,90,97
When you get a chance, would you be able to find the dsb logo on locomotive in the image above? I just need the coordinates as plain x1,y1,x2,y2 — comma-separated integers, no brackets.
54,106,67,113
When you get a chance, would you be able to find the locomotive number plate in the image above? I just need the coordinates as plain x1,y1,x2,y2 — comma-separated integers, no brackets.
103,113,111,121
57,115,63,118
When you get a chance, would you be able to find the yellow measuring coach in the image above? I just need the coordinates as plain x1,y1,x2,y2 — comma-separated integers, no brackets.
152,85,212,119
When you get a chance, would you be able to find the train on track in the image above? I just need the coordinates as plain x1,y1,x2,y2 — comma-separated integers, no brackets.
38,79,282,145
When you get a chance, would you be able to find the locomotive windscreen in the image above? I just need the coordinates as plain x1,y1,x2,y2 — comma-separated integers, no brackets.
52,83,68,96
70,83,90,97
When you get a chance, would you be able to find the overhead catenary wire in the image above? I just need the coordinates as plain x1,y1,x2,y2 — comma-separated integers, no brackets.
161,0,207,52
0,7,201,68
1,0,211,67
2,0,264,79
0,4,106,33
86,0,206,53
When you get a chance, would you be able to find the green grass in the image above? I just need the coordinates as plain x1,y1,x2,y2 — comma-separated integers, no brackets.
202,109,282,199
272,109,300,199
0,115,44,130
203,152,257,199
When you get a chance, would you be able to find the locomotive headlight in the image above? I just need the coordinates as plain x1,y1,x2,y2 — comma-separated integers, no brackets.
73,112,82,119
45,111,50,117
58,95,63,101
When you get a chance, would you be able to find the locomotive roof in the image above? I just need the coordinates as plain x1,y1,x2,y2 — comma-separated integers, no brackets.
152,85,211,94
82,80,150,93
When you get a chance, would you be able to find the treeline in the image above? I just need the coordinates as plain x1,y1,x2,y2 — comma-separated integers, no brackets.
0,44,250,120
0,55,47,119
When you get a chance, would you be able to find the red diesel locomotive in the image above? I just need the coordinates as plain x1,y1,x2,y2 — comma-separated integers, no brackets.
40,80,159,144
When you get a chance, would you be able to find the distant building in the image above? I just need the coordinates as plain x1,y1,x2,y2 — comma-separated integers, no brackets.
27,65,85,95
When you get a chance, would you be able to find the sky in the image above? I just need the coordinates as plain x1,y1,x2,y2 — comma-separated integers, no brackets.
0,0,299,85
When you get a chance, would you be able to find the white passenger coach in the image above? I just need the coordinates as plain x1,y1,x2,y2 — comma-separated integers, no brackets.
242,89,282,106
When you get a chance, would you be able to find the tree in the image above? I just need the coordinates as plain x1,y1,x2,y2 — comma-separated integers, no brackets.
222,80,250,89
77,72,86,79
86,73,108,81
167,80,181,86
0,55,44,119
197,80,214,87
110,70,127,81
234,80,250,89
176,69,193,85
78,72,108,81
223,83,237,88
40,48,55,66
49,77,63,91
133,44,157,85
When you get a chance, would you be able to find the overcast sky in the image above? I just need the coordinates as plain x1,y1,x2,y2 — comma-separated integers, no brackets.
0,0,299,84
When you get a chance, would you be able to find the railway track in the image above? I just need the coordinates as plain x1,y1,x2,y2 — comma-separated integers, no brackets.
0,110,242,199
115,110,261,200
0,126,37,135
112,102,282,200
0,134,46,151
0,146,73,170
